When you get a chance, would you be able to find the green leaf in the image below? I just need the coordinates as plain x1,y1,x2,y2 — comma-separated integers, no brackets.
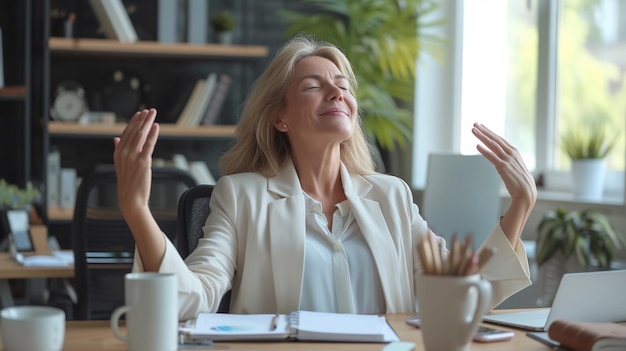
562,219,578,257
574,235,589,267
536,206,622,270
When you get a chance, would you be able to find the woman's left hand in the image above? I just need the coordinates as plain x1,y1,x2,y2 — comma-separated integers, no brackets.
472,123,537,209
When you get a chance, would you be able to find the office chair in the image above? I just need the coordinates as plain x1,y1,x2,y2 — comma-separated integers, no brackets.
176,184,230,313
72,165,197,320
421,153,502,251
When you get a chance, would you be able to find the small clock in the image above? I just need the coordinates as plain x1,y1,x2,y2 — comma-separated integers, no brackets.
50,81,88,122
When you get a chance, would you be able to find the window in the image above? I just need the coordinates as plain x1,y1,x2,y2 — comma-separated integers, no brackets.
554,0,625,174
414,0,625,204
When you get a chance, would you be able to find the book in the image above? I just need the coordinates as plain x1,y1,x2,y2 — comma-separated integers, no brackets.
186,0,208,44
186,72,218,126
89,0,138,42
189,161,216,185
172,153,190,171
179,310,399,343
46,148,61,208
176,79,206,126
201,73,232,125
547,319,626,351
157,0,178,43
59,168,77,210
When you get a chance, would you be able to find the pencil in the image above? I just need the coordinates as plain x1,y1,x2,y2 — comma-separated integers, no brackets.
476,246,497,272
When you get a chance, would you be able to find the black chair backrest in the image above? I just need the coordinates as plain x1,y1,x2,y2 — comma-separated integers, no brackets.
176,184,214,258
176,184,230,313
72,165,197,320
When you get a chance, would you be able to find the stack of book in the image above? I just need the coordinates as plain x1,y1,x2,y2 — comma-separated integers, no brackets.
547,319,626,351
176,73,232,127
47,148,78,210
154,154,216,186
89,0,138,42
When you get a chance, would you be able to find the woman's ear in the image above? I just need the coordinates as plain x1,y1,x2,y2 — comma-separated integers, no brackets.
274,119,288,132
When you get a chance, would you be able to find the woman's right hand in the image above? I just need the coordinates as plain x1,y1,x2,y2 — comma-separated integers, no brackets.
113,109,167,271
113,109,159,218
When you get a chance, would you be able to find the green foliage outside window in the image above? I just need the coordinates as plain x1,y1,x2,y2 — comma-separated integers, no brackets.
510,0,625,171
280,0,444,150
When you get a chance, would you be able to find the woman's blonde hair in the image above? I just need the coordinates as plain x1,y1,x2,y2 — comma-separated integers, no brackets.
219,34,376,177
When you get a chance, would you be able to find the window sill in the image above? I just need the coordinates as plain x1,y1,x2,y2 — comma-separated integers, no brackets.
535,189,624,207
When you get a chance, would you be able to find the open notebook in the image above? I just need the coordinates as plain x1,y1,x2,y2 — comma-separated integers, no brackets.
483,270,626,331
179,310,400,343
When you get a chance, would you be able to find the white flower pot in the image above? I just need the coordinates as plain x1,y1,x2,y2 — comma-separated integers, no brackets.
571,158,605,201
216,32,233,45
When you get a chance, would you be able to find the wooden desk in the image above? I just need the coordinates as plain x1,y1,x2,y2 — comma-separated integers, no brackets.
0,313,551,351
0,251,74,307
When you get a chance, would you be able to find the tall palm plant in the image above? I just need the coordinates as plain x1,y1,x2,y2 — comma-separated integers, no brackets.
280,0,442,150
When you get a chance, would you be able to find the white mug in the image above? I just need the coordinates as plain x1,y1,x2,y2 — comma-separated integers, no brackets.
416,274,492,351
110,272,178,351
1,306,65,351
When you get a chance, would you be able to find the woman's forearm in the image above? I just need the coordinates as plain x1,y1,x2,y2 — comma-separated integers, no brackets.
124,207,166,271
500,197,535,248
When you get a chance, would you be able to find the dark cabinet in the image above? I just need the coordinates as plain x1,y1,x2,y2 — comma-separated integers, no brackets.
0,0,48,191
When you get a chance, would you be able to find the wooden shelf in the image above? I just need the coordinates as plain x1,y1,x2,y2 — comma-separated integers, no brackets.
49,37,269,59
0,86,26,100
48,207,74,222
48,121,236,139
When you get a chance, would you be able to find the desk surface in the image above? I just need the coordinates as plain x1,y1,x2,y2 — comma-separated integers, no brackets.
0,313,550,351
0,252,74,279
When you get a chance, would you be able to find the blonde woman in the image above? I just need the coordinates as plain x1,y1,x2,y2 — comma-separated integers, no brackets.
114,35,536,320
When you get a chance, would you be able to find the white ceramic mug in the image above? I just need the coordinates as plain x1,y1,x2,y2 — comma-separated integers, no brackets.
110,272,178,351
416,274,492,351
1,306,65,351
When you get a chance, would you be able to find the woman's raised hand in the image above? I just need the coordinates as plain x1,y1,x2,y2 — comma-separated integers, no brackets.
113,109,160,217
472,123,537,246
471,123,537,207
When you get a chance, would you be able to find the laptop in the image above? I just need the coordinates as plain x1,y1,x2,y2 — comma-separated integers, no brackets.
483,270,626,331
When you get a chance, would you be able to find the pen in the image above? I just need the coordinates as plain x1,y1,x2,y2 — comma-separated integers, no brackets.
270,313,280,331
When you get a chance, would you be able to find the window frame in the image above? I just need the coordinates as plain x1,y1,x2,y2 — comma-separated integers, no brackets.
412,0,625,207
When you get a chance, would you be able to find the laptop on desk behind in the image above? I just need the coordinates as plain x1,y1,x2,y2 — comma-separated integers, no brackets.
483,270,626,331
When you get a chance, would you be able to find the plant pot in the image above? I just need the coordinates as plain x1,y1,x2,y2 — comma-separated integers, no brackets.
216,32,233,45
571,158,605,201
536,251,601,307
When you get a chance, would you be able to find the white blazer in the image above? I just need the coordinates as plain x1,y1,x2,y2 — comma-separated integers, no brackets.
134,161,531,320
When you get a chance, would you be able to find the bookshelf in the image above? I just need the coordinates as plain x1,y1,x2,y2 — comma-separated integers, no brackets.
0,0,47,190
49,37,269,58
48,122,236,139
47,38,266,225
0,86,27,100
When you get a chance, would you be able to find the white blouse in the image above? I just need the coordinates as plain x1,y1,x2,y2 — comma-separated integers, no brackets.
299,192,385,314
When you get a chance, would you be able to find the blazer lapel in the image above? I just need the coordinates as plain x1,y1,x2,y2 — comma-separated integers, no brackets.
341,166,406,311
267,161,306,313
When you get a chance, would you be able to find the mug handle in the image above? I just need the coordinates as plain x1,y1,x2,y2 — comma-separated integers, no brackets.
461,279,492,343
110,305,131,341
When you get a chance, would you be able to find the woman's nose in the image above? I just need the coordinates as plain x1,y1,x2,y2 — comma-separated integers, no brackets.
327,85,344,101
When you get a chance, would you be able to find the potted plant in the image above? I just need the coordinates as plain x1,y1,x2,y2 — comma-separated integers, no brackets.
0,179,41,211
279,0,442,151
561,125,617,200
210,10,235,45
534,206,625,306
0,179,42,243
536,206,625,270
